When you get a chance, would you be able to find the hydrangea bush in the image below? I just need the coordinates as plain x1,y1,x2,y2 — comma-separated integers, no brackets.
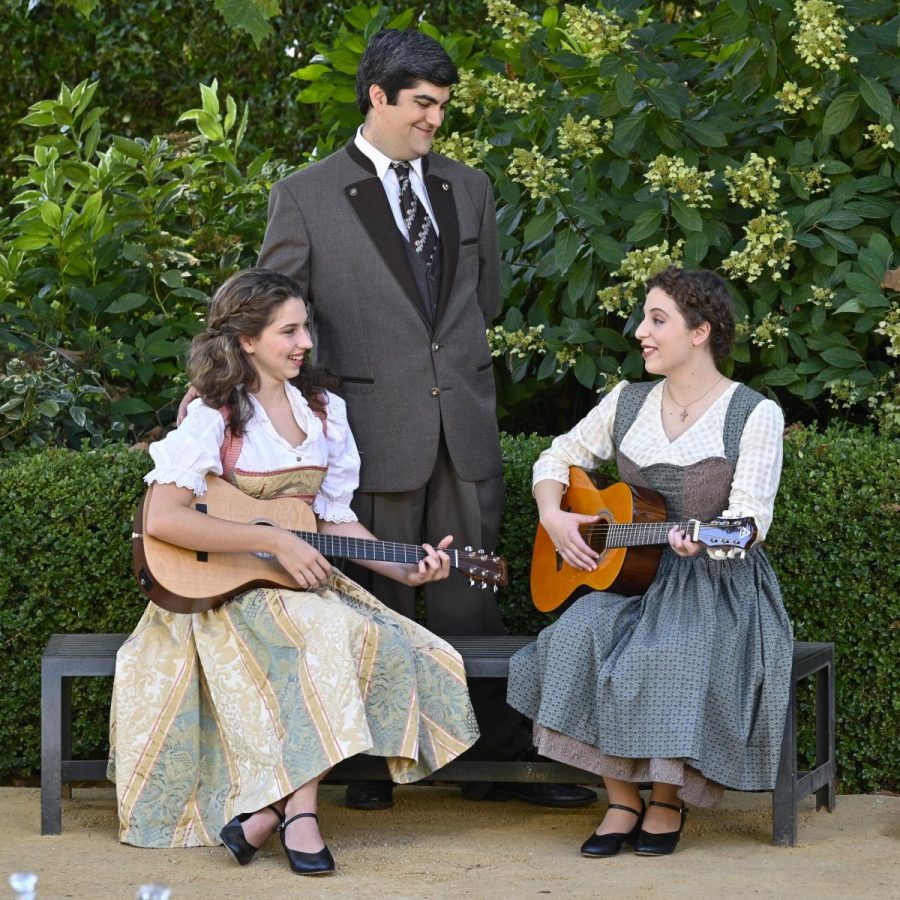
296,0,899,434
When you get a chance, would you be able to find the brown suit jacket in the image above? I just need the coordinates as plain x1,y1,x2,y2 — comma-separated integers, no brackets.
257,142,503,493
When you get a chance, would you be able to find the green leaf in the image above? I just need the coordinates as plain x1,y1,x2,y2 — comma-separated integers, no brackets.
39,201,62,230
111,136,146,161
822,93,860,136
37,399,61,417
859,77,894,121
212,0,278,48
554,228,581,275
682,119,727,147
818,210,862,231
106,293,148,314
844,272,881,294
199,82,221,119
857,248,886,282
293,64,332,81
615,69,635,106
611,113,646,154
160,270,185,288
763,367,802,387
591,235,624,266
671,197,703,232
820,346,864,368
867,233,894,267
821,229,858,254
626,209,662,243
574,353,596,388
523,210,558,245
647,86,683,120
111,397,154,415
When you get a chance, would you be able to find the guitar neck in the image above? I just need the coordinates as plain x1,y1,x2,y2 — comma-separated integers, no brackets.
603,520,699,548
291,530,442,567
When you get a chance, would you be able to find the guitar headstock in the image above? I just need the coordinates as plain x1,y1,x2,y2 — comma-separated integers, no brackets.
456,547,509,590
696,517,757,551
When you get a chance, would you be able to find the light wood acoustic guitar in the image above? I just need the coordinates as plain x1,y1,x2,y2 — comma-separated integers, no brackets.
530,467,757,613
133,475,509,614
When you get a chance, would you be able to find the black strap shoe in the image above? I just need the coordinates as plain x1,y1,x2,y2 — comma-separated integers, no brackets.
634,800,688,856
279,812,335,875
220,804,284,865
344,780,394,810
581,800,645,857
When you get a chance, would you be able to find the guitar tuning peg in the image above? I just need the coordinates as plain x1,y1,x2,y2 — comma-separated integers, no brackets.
464,545,473,552
468,578,475,586
480,582,487,590
477,548,485,554
493,585,498,593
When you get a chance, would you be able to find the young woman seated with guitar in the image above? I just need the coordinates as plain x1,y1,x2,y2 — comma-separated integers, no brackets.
110,268,480,874
508,267,792,857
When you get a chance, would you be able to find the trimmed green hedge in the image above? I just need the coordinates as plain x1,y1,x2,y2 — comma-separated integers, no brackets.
0,425,897,792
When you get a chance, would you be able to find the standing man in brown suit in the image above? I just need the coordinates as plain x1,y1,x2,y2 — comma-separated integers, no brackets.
256,28,595,811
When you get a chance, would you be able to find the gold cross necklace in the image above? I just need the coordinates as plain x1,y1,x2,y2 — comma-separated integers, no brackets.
666,376,725,422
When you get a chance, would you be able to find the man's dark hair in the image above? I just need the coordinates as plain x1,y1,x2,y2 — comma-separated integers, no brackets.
356,29,458,115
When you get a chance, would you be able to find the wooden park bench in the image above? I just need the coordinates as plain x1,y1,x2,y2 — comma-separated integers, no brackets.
40,633,835,846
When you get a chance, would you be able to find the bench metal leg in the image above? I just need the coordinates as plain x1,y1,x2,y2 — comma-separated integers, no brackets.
772,678,798,847
40,665,63,836
815,661,836,813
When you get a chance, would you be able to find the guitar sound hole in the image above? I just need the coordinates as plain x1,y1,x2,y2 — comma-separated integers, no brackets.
589,513,612,556
252,519,276,560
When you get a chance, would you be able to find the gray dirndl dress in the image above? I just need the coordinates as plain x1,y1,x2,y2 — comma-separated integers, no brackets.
507,381,793,807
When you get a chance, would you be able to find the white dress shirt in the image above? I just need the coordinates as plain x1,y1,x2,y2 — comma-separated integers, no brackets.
354,126,440,241
145,385,361,524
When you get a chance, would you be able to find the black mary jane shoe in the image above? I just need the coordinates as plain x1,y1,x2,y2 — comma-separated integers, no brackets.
634,800,688,857
220,804,285,865
279,812,336,876
580,800,645,858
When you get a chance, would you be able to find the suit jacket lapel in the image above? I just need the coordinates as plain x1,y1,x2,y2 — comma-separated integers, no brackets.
424,163,459,331
342,142,431,329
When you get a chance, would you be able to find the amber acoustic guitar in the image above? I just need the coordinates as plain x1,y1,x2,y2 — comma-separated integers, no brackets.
133,475,508,614
530,467,757,613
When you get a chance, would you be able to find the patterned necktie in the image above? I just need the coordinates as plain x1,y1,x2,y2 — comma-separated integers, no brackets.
391,161,438,268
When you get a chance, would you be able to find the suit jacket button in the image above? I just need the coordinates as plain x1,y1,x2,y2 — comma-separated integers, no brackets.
442,183,449,190
430,387,440,397
432,342,440,351
349,187,358,196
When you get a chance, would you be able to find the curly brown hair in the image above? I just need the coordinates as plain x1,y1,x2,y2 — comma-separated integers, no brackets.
645,266,736,363
188,268,339,436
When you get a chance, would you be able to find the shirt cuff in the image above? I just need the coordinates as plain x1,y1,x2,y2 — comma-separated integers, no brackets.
313,496,358,524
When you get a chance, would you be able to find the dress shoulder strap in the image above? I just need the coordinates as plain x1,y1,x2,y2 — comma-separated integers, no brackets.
612,380,660,447
217,406,244,477
722,384,766,463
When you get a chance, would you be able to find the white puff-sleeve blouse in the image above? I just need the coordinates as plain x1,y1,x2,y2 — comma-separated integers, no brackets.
533,380,784,541
144,385,361,524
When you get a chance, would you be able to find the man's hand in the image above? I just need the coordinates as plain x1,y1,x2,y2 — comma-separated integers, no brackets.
177,385,200,425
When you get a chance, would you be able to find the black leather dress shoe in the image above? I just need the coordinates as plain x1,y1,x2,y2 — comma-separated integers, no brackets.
634,800,688,856
466,782,598,808
344,780,394,810
279,812,335,875
581,800,645,857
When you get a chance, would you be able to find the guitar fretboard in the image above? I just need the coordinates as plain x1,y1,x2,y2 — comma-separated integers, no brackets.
291,530,451,566
581,520,697,548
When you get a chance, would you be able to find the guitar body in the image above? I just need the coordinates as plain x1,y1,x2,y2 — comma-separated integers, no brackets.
134,475,509,614
530,469,668,614
133,477,315,614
